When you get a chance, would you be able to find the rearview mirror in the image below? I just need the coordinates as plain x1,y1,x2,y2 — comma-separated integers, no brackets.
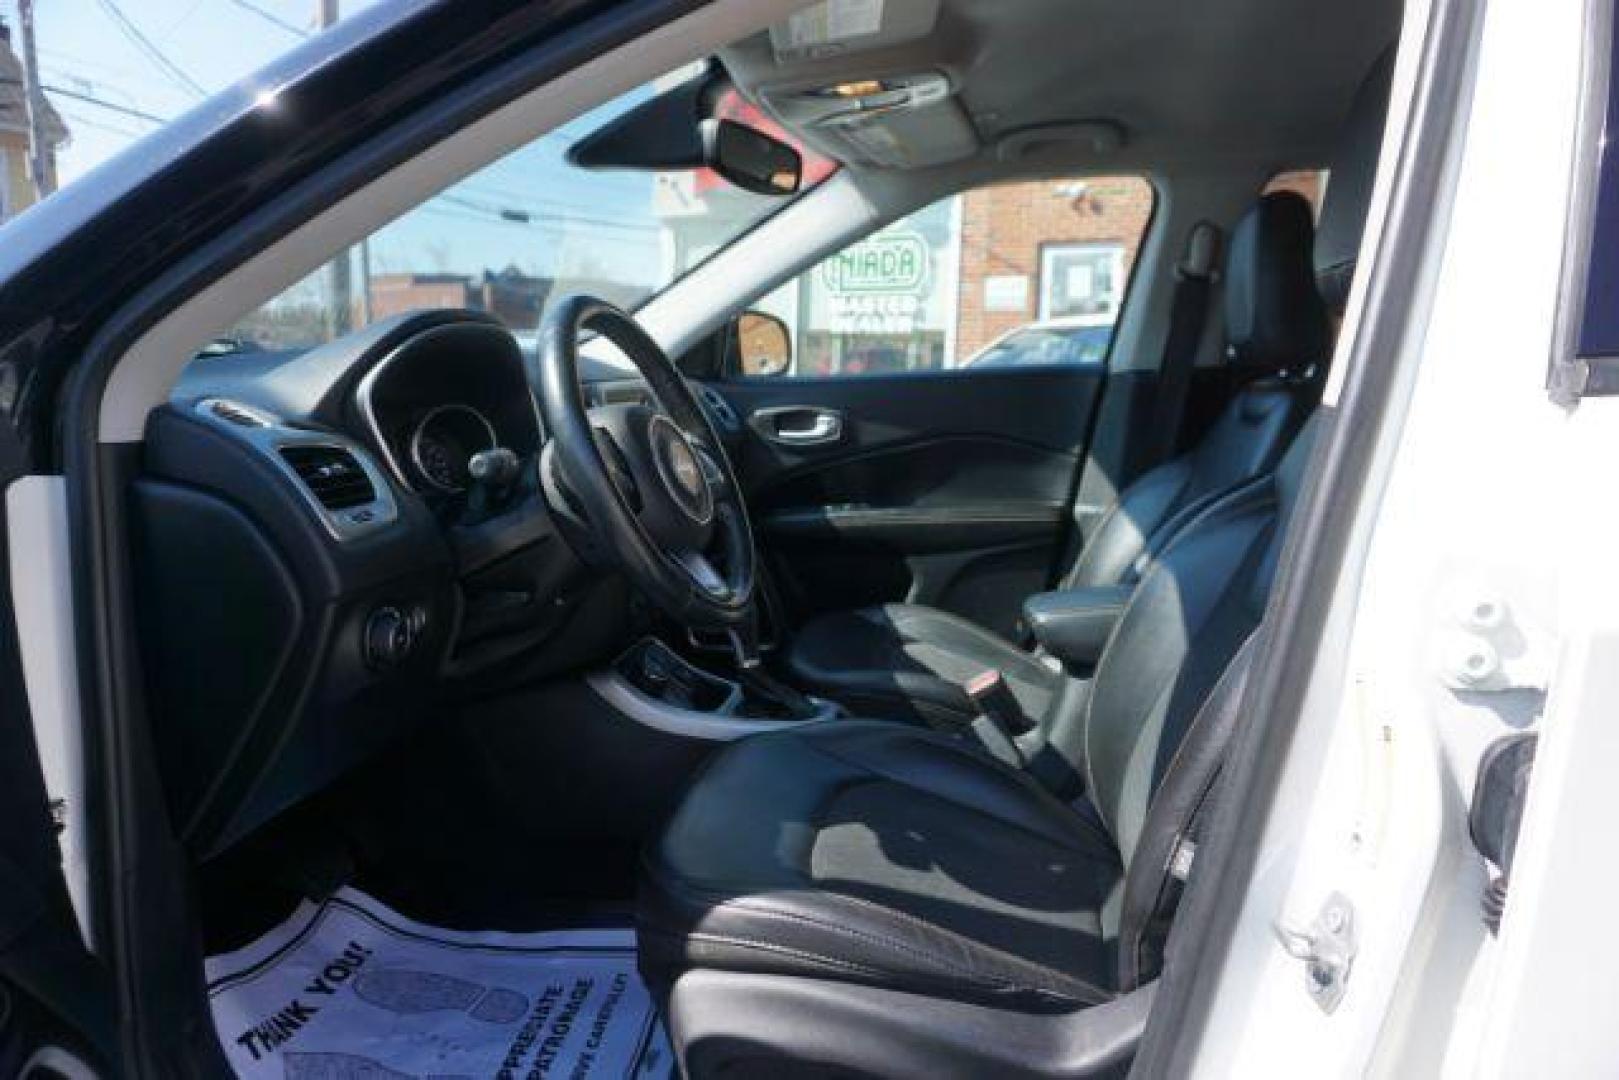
701,120,802,196
566,70,802,197
733,311,792,377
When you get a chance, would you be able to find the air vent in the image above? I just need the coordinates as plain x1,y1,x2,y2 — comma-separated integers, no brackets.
202,398,272,427
279,445,377,510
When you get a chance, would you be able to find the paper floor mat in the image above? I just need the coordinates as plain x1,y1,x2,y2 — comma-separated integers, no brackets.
206,887,673,1079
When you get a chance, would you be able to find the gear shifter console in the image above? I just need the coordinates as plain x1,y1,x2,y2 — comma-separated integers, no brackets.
621,638,740,713
599,637,840,737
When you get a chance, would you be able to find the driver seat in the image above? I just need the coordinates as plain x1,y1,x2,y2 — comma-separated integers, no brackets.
783,189,1332,728
639,416,1316,1076
638,55,1392,1076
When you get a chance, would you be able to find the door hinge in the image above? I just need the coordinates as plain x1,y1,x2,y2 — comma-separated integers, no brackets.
1274,891,1358,1013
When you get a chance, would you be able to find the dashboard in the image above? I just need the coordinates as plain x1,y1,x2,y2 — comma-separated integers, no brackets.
137,309,663,857
354,320,543,498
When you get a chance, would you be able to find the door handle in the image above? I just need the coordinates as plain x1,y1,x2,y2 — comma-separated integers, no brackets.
751,406,844,447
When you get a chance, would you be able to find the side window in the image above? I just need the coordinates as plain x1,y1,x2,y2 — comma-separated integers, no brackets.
746,175,1154,377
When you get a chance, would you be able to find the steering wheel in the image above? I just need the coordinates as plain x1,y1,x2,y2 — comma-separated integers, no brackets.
536,295,757,635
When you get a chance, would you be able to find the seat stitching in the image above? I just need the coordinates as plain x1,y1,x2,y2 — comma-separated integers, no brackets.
667,875,1002,981
678,931,1099,1006
655,869,1114,1005
687,929,995,986
686,919,1110,1006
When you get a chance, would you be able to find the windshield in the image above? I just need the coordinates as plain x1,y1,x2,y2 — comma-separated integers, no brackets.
222,74,833,353
0,8,834,356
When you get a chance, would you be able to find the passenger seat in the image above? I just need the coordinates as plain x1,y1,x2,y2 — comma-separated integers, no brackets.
786,191,1331,727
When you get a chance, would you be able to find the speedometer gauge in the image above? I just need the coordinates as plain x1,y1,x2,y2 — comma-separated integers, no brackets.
414,433,459,491
408,404,498,493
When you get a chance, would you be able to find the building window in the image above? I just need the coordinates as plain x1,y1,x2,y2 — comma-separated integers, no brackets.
1038,243,1126,321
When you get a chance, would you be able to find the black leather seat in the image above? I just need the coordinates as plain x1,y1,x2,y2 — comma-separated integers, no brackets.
640,55,1392,1077
641,420,1317,1075
786,191,1331,728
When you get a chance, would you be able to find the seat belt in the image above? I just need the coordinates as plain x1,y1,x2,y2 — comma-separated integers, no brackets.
1146,221,1222,467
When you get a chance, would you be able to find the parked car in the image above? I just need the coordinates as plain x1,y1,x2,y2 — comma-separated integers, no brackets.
962,315,1116,368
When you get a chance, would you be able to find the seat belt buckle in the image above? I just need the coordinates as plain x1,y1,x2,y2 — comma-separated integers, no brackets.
964,669,1037,735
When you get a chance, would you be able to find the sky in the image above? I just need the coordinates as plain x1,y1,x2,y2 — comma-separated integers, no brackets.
4,0,701,286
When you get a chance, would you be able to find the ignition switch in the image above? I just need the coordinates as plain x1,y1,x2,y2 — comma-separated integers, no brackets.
363,605,419,668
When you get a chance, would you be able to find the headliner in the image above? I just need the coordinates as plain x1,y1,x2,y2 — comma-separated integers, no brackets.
724,0,1403,177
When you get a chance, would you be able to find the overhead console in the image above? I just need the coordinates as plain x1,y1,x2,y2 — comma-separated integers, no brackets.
723,0,981,170
759,71,977,169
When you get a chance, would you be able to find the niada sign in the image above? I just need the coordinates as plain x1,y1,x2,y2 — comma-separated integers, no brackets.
821,231,930,294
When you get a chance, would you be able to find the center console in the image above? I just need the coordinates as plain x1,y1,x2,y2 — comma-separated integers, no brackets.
587,637,840,741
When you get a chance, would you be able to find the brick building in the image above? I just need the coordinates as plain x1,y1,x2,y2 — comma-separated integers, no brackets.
952,171,1320,360
369,267,554,328
754,169,1321,376
366,266,654,330
954,175,1156,359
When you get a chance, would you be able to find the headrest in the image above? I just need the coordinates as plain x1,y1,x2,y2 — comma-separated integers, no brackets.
1315,49,1395,313
1224,192,1332,373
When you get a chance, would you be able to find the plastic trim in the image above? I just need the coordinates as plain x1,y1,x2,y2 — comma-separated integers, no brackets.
192,399,399,542
1547,0,1615,402
585,669,834,740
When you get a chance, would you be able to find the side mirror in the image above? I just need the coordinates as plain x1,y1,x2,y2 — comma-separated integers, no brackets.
701,119,802,196
733,311,792,377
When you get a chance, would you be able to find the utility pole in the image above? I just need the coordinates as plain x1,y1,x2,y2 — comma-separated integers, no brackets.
16,0,56,201
317,0,353,336
358,237,373,324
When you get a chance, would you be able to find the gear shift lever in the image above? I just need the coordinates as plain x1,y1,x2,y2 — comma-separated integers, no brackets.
725,614,820,719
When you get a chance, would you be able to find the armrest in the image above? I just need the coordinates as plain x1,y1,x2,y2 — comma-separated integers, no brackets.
1022,585,1134,672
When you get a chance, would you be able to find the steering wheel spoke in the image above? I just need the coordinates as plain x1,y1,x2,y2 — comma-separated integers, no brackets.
589,423,642,512
535,295,757,630
673,548,728,598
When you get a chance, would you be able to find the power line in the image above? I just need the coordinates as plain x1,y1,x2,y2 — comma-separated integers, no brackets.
91,0,208,98
435,192,658,236
0,76,171,124
224,0,309,39
58,108,145,140
44,83,169,125
4,77,647,235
